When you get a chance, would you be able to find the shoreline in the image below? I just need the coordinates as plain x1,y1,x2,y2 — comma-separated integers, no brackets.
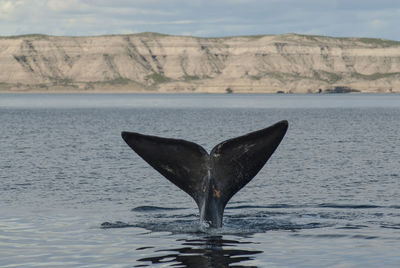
1,89,398,94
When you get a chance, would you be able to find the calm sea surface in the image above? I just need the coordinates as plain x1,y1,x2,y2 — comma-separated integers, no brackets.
0,94,399,267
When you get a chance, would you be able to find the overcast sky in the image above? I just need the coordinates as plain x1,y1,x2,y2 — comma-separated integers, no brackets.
1,0,400,40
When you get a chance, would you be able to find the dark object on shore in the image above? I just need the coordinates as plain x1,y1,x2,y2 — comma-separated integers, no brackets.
325,86,360,93
226,88,233,94
121,121,288,228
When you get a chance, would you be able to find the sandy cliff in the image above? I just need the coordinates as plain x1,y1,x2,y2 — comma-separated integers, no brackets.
1,32,400,93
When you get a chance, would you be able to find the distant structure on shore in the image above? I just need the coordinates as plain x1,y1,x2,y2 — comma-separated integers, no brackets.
1,32,399,93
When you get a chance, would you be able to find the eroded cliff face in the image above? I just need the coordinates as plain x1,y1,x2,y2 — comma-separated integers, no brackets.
1,33,400,93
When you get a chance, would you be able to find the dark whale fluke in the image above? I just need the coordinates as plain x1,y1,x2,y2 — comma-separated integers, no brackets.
121,120,288,228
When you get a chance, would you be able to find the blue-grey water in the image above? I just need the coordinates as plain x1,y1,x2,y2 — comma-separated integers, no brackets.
0,94,399,267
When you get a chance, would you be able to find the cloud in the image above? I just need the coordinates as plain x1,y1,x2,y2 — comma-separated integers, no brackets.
0,0,399,40
47,0,87,12
0,0,23,20
370,19,388,29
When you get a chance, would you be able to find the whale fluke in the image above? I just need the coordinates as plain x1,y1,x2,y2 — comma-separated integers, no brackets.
121,120,288,227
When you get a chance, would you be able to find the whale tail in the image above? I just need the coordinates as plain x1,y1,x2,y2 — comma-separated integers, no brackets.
121,120,288,227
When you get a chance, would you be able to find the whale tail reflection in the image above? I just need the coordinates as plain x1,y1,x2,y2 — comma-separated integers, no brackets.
136,236,263,267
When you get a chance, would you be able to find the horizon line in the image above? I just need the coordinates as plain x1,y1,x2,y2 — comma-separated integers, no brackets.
1,32,400,42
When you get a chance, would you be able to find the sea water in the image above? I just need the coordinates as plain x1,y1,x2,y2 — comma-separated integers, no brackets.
0,94,399,267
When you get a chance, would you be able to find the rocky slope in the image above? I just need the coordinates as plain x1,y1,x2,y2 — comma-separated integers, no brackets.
1,32,400,93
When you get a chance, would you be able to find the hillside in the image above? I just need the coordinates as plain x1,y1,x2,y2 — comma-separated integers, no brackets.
1,32,400,93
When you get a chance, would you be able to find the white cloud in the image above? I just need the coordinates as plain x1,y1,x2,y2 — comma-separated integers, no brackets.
100,6,174,16
1,0,400,40
0,0,23,20
46,0,88,12
370,19,387,28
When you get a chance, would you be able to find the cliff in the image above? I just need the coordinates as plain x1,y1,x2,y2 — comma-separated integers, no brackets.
1,32,400,93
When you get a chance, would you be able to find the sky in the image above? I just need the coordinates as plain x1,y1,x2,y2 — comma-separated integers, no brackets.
1,0,400,40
